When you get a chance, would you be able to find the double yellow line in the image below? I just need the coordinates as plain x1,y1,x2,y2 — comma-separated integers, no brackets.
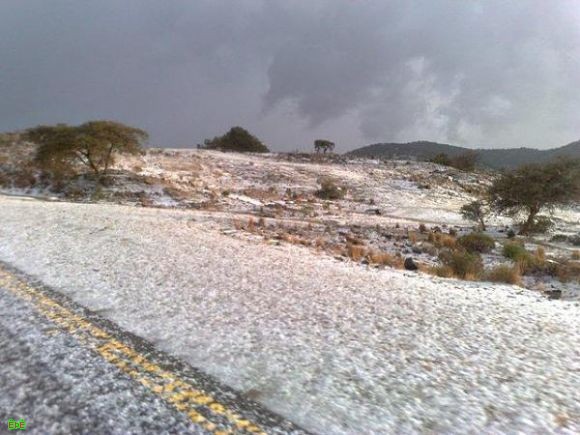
0,266,266,435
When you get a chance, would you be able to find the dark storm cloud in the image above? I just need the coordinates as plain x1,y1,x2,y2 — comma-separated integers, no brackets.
1,1,579,150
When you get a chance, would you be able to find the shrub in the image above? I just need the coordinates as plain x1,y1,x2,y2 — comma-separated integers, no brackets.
457,233,495,253
419,223,428,233
203,126,269,153
430,153,451,166
503,241,529,261
555,260,580,283
535,246,546,262
367,250,403,268
484,264,522,286
572,250,580,260
439,250,484,280
502,241,547,275
316,177,346,200
428,232,457,249
429,265,455,278
450,151,479,171
347,243,366,262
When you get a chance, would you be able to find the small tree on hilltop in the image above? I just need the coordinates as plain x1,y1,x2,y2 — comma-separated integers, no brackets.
203,126,269,153
489,159,580,234
314,139,335,154
461,200,489,231
27,120,147,179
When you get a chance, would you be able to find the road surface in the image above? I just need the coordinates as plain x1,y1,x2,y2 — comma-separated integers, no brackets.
0,262,307,434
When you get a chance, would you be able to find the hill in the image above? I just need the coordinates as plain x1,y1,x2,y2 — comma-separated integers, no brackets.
347,140,580,169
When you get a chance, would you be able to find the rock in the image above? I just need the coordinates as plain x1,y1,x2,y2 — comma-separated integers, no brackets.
404,257,419,271
545,289,562,300
412,246,422,254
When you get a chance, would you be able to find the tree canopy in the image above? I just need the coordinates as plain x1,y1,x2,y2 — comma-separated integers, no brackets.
489,159,580,234
203,126,269,153
26,120,148,178
314,139,335,154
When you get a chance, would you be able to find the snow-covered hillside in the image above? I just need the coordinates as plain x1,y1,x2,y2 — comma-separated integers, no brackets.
0,196,578,434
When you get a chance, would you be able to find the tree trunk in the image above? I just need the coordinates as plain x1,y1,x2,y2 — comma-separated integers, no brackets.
103,144,114,175
520,206,539,235
479,217,486,232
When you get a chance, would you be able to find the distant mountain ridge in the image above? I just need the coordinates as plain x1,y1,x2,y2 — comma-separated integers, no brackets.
346,140,580,169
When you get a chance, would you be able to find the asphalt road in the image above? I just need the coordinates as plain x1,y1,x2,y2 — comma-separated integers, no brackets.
0,263,308,435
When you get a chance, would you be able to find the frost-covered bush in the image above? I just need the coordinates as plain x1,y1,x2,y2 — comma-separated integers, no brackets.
316,177,346,200
439,250,483,280
502,241,529,262
457,233,495,253
484,264,521,285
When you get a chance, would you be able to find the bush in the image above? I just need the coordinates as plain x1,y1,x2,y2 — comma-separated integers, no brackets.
439,250,484,280
502,241,546,275
203,126,269,153
556,260,580,283
457,233,495,253
346,243,366,262
484,264,522,285
429,265,455,278
450,151,479,171
316,177,346,200
502,241,529,261
367,250,403,268
428,232,457,249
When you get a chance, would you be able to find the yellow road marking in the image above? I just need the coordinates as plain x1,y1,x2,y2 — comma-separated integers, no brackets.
0,268,266,435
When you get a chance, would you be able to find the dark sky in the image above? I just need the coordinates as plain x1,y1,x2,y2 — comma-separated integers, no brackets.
1,1,579,151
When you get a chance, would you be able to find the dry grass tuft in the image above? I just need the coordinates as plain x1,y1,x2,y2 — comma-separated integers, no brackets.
571,250,580,260
346,243,367,262
428,265,455,278
484,264,522,286
408,231,418,244
428,232,457,249
367,250,404,268
535,246,546,262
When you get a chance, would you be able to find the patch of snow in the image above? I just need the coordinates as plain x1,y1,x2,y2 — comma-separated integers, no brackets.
0,196,578,434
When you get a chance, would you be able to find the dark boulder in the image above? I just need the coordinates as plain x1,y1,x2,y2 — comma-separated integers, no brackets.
404,257,419,271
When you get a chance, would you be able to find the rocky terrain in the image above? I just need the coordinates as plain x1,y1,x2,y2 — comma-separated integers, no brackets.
1,145,579,300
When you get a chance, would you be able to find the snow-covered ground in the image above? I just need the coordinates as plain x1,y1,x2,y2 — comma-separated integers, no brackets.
1,196,579,434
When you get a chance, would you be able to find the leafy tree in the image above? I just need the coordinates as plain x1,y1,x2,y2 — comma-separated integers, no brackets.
203,126,269,153
314,139,335,154
461,200,489,231
27,121,147,179
489,159,580,234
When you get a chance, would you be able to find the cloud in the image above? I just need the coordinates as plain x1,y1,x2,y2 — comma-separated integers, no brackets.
1,0,579,149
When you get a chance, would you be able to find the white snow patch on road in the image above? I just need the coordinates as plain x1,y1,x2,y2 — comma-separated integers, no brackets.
1,196,579,434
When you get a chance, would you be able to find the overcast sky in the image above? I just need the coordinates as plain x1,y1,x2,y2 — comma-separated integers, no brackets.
1,1,580,151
